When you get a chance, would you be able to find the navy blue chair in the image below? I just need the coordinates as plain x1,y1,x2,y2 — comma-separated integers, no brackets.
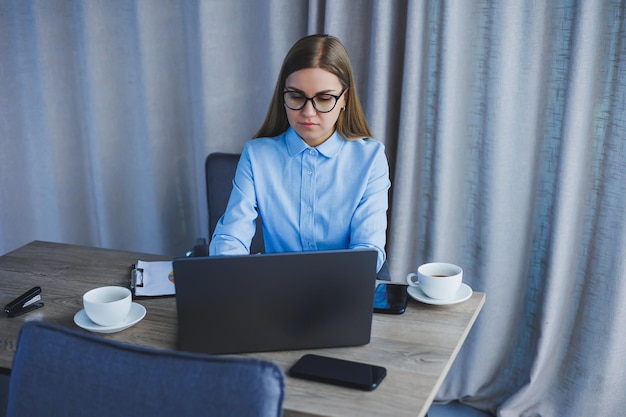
6,321,285,417
206,152,265,254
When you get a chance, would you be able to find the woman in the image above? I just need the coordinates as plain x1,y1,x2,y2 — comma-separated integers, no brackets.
209,34,390,273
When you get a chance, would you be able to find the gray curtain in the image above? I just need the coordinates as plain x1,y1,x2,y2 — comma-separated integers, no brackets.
1,1,625,416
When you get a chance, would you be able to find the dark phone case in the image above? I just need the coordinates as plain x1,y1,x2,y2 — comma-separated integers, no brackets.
289,354,386,391
373,283,408,314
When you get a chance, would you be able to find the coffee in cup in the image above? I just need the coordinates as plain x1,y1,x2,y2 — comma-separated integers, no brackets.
83,286,132,326
406,262,463,300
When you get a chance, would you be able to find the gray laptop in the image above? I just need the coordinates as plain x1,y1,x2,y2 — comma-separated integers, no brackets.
172,249,378,354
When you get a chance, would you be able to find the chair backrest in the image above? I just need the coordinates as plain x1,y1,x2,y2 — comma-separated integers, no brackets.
205,152,265,254
7,321,285,417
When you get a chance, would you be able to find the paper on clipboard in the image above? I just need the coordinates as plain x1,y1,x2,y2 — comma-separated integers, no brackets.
132,260,175,297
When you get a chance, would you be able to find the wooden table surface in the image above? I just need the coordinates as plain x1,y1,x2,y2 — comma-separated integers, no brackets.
0,241,485,417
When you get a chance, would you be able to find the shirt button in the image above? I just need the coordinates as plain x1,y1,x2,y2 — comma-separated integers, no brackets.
307,170,312,175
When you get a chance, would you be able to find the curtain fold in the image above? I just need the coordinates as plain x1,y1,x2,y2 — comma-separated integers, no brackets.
1,1,625,416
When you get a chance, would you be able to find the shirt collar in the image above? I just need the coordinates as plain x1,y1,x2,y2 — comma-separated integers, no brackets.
285,127,344,158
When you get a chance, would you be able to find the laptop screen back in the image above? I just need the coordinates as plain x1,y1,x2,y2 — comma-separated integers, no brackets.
173,249,378,354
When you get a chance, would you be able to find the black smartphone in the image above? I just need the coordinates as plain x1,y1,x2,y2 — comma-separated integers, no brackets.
289,354,386,391
373,282,409,314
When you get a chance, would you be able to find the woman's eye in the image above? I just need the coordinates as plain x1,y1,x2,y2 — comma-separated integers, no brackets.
315,95,333,102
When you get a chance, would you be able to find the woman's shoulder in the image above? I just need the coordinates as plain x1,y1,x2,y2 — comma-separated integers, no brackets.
241,132,288,162
344,136,386,153
341,137,388,171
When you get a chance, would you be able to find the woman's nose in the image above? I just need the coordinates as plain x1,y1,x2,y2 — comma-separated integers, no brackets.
301,99,317,116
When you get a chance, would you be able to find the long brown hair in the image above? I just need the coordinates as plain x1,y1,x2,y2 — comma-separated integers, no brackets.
254,34,372,140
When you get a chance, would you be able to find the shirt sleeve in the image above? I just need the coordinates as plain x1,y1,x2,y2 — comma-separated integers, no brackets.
349,143,391,272
208,147,259,255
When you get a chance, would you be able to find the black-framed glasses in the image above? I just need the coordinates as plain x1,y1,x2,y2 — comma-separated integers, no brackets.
283,88,347,113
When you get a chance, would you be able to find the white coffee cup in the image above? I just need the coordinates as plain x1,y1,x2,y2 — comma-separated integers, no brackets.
83,286,132,326
406,262,463,300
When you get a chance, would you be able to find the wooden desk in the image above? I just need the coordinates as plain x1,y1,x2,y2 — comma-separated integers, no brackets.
0,241,484,417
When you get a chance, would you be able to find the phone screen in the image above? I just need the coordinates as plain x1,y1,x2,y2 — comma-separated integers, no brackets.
373,283,409,314
289,354,386,391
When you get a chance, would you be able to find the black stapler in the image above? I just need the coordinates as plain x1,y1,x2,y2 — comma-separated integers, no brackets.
4,286,44,318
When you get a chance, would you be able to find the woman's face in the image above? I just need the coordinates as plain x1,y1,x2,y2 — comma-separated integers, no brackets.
284,68,346,147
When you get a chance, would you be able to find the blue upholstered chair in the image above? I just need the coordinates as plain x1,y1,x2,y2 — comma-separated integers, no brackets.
206,152,265,254
6,321,285,417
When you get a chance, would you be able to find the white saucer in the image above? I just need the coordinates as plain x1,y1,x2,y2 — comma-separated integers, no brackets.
74,302,146,334
407,283,473,306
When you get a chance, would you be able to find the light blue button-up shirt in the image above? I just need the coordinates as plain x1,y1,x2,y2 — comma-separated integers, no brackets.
209,127,390,271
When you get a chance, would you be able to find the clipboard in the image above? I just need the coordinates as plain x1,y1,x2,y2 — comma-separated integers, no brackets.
130,260,176,298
